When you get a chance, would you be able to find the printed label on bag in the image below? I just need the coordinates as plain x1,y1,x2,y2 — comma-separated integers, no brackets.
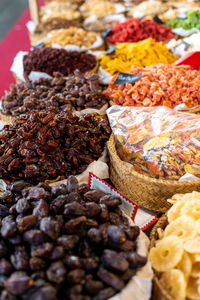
177,12,187,20
175,40,190,51
88,173,160,230
33,42,44,49
114,72,142,85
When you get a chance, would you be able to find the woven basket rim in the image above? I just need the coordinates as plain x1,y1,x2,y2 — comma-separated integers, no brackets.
108,103,200,114
150,215,173,300
108,133,200,187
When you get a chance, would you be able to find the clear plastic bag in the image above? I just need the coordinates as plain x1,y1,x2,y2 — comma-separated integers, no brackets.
107,105,200,180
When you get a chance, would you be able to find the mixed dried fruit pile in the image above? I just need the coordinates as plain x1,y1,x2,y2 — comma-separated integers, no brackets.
2,71,108,116
104,64,200,108
23,48,97,77
107,18,175,44
0,176,147,299
107,106,200,180
0,110,111,182
150,191,200,300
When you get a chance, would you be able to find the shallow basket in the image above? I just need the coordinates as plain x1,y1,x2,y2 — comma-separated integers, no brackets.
107,133,200,212
150,215,172,300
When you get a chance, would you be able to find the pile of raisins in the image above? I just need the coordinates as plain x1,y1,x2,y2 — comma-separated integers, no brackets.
1,71,109,116
0,110,111,183
23,48,97,78
0,176,147,300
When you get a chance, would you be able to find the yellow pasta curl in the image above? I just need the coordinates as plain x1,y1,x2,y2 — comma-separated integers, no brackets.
99,38,177,75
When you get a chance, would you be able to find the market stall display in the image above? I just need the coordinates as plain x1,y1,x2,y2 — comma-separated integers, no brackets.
150,191,200,300
2,0,200,298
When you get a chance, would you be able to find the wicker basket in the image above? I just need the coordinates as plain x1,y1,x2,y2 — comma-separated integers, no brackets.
107,133,200,212
150,215,173,300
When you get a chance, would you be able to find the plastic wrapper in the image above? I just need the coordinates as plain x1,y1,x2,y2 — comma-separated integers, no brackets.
80,1,126,18
128,0,168,19
83,14,126,33
107,105,200,180
167,33,200,56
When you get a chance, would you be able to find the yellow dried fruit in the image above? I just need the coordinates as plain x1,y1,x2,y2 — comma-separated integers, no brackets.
99,38,177,75
181,199,200,220
184,237,200,254
191,261,200,278
186,277,200,300
164,216,196,241
167,199,186,223
160,269,186,300
176,252,192,278
149,236,183,272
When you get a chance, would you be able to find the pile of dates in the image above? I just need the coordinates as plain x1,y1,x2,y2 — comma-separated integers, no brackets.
0,110,111,183
1,71,109,116
0,176,147,300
